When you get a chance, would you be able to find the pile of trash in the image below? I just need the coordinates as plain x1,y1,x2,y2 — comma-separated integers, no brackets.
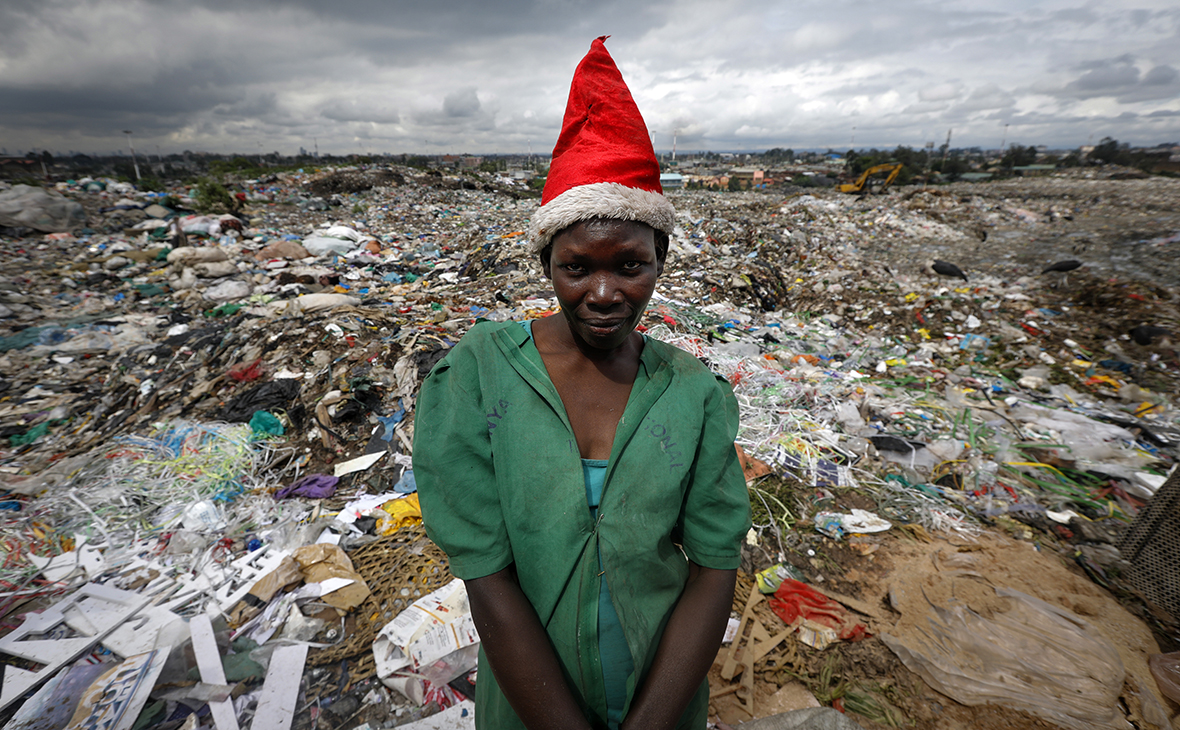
1,167,1178,730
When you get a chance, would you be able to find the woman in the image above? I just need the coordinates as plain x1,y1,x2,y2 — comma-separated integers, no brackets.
414,38,750,729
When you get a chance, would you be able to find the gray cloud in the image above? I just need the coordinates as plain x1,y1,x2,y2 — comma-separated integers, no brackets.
443,89,481,119
320,100,402,125
1,0,1177,155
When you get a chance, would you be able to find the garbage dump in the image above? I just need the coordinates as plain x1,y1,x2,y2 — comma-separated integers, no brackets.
1,167,1179,730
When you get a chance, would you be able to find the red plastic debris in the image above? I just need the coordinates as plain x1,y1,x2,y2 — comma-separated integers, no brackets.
768,579,868,642
228,358,265,382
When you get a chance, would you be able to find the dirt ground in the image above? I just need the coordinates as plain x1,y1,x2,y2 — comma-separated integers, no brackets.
710,523,1178,730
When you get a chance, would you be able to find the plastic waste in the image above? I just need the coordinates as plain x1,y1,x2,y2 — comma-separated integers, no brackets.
373,579,480,702
1148,650,1180,704
881,587,1126,730
249,410,284,437
769,579,867,644
734,707,869,730
0,184,87,232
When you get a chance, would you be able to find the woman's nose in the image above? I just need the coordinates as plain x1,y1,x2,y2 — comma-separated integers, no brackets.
586,273,623,306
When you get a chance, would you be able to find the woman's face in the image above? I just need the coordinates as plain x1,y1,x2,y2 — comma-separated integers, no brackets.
543,219,665,352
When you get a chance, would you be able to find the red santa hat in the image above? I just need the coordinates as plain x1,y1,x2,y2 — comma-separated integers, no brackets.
528,36,675,253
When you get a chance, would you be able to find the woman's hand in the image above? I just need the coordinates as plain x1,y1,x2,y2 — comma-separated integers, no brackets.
466,566,595,730
621,563,737,730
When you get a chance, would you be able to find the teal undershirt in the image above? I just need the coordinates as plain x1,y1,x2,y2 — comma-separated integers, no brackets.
522,321,635,728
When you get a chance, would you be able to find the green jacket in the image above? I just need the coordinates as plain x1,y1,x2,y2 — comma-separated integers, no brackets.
414,320,751,729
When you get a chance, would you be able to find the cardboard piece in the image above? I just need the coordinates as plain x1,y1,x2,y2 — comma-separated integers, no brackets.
290,544,370,611
227,556,303,626
332,451,385,477
0,662,110,730
64,649,170,730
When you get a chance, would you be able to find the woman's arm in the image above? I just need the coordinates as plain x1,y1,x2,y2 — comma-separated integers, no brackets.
620,562,736,730
466,566,595,730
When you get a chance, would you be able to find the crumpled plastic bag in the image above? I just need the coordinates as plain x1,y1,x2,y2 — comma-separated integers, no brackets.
768,579,867,644
376,493,422,533
1148,650,1180,704
0,184,86,232
880,587,1126,730
735,707,868,730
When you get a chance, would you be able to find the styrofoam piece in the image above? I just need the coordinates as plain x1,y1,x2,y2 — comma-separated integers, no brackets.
249,644,308,730
190,614,240,730
210,547,291,611
0,583,151,711
24,535,106,583
64,602,184,658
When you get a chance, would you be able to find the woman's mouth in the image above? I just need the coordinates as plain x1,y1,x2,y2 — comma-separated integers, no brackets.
582,318,625,335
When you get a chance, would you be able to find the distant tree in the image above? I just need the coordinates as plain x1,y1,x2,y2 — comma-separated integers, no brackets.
763,147,795,163
1001,144,1037,168
727,176,742,192
941,157,969,181
1089,137,1132,165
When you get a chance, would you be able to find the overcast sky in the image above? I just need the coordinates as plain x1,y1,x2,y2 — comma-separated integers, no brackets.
2,0,1178,157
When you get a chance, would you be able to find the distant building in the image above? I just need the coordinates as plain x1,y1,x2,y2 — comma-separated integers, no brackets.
659,172,683,189
727,168,764,189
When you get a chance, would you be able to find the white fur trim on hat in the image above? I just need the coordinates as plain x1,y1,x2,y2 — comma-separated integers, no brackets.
527,182,675,253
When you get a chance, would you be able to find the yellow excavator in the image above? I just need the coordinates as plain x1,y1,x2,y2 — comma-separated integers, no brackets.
838,163,903,194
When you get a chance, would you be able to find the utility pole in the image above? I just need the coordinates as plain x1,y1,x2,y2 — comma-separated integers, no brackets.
123,130,141,181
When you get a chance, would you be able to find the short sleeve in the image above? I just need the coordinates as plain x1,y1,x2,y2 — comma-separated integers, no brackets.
677,374,751,569
413,353,514,580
